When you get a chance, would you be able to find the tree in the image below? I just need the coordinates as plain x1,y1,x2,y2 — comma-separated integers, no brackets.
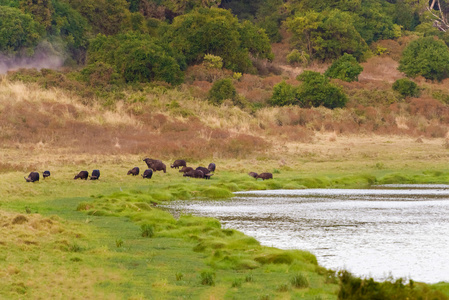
87,33,184,85
164,7,273,73
325,53,363,82
19,0,53,30
287,9,369,61
0,6,43,54
296,71,348,109
398,36,449,81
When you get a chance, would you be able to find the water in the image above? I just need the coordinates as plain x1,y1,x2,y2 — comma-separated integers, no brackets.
166,185,449,283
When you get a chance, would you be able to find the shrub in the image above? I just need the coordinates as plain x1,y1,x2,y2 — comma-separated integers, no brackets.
269,81,299,106
203,54,223,69
325,53,363,82
297,71,348,109
287,49,309,65
392,78,420,97
208,78,237,105
398,37,449,81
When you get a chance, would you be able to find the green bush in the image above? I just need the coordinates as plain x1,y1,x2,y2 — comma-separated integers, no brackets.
398,37,449,81
287,49,309,65
392,78,420,98
140,224,155,237
325,53,363,82
200,270,215,286
269,81,299,106
297,71,348,109
290,273,310,288
208,78,237,105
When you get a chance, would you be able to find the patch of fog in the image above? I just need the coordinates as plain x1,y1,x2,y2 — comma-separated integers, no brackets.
0,40,67,74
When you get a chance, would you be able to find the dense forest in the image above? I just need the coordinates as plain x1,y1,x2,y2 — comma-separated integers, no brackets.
2,0,449,157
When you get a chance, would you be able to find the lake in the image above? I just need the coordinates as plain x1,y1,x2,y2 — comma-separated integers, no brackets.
166,185,449,283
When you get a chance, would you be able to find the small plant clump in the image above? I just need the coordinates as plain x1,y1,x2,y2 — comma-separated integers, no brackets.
200,270,216,286
140,224,155,238
290,272,310,289
392,78,420,98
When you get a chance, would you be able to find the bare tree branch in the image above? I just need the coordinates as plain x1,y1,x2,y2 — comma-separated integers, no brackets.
427,0,449,32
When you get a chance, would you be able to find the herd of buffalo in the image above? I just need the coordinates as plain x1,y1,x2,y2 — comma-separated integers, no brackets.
23,158,273,183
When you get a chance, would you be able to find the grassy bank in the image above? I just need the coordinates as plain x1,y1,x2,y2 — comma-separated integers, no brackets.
2,160,449,299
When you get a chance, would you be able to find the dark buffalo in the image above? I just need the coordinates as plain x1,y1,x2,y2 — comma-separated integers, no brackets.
74,171,89,180
42,170,50,179
208,163,216,173
179,166,194,173
248,172,258,178
171,159,187,169
127,167,140,176
24,172,40,182
183,169,204,178
90,169,100,180
196,167,213,179
256,172,273,180
143,158,166,173
142,169,153,179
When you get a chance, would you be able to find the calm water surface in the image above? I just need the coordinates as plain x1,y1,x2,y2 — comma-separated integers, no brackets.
166,185,449,283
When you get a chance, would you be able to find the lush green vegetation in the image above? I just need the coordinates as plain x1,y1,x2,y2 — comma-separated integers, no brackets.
325,54,363,82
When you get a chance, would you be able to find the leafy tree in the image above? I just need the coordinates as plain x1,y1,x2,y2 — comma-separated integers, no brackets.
392,78,420,97
325,53,363,82
19,0,53,30
164,7,273,73
287,9,369,61
69,0,130,35
208,78,237,105
398,37,449,81
296,71,348,109
0,6,44,54
87,33,184,85
269,81,299,106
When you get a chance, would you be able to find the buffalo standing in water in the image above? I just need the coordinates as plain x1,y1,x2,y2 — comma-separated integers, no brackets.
142,169,153,179
90,169,100,180
127,167,140,176
74,171,89,180
24,172,40,182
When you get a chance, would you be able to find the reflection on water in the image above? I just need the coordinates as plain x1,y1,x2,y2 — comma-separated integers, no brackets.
166,186,449,283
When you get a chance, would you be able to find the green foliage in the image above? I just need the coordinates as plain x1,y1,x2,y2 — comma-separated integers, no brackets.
338,270,449,300
87,33,184,85
69,0,130,35
164,7,273,73
290,273,310,289
325,53,363,82
287,49,309,65
269,81,299,107
392,78,420,98
398,37,449,81
208,78,237,105
203,54,223,69
140,224,155,237
0,6,44,54
19,0,53,30
297,71,348,109
81,62,122,87
287,9,369,61
200,270,215,286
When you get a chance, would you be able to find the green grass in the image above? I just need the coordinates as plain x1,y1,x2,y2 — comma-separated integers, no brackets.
1,164,449,299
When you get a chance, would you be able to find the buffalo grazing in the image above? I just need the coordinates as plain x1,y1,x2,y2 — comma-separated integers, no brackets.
143,158,166,173
127,167,140,176
179,166,194,173
90,169,100,180
74,171,89,180
24,172,40,182
256,172,273,180
208,163,216,173
248,172,258,178
43,170,50,179
171,159,187,169
142,169,153,179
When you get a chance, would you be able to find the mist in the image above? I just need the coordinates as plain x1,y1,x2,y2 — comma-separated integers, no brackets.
0,40,67,74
